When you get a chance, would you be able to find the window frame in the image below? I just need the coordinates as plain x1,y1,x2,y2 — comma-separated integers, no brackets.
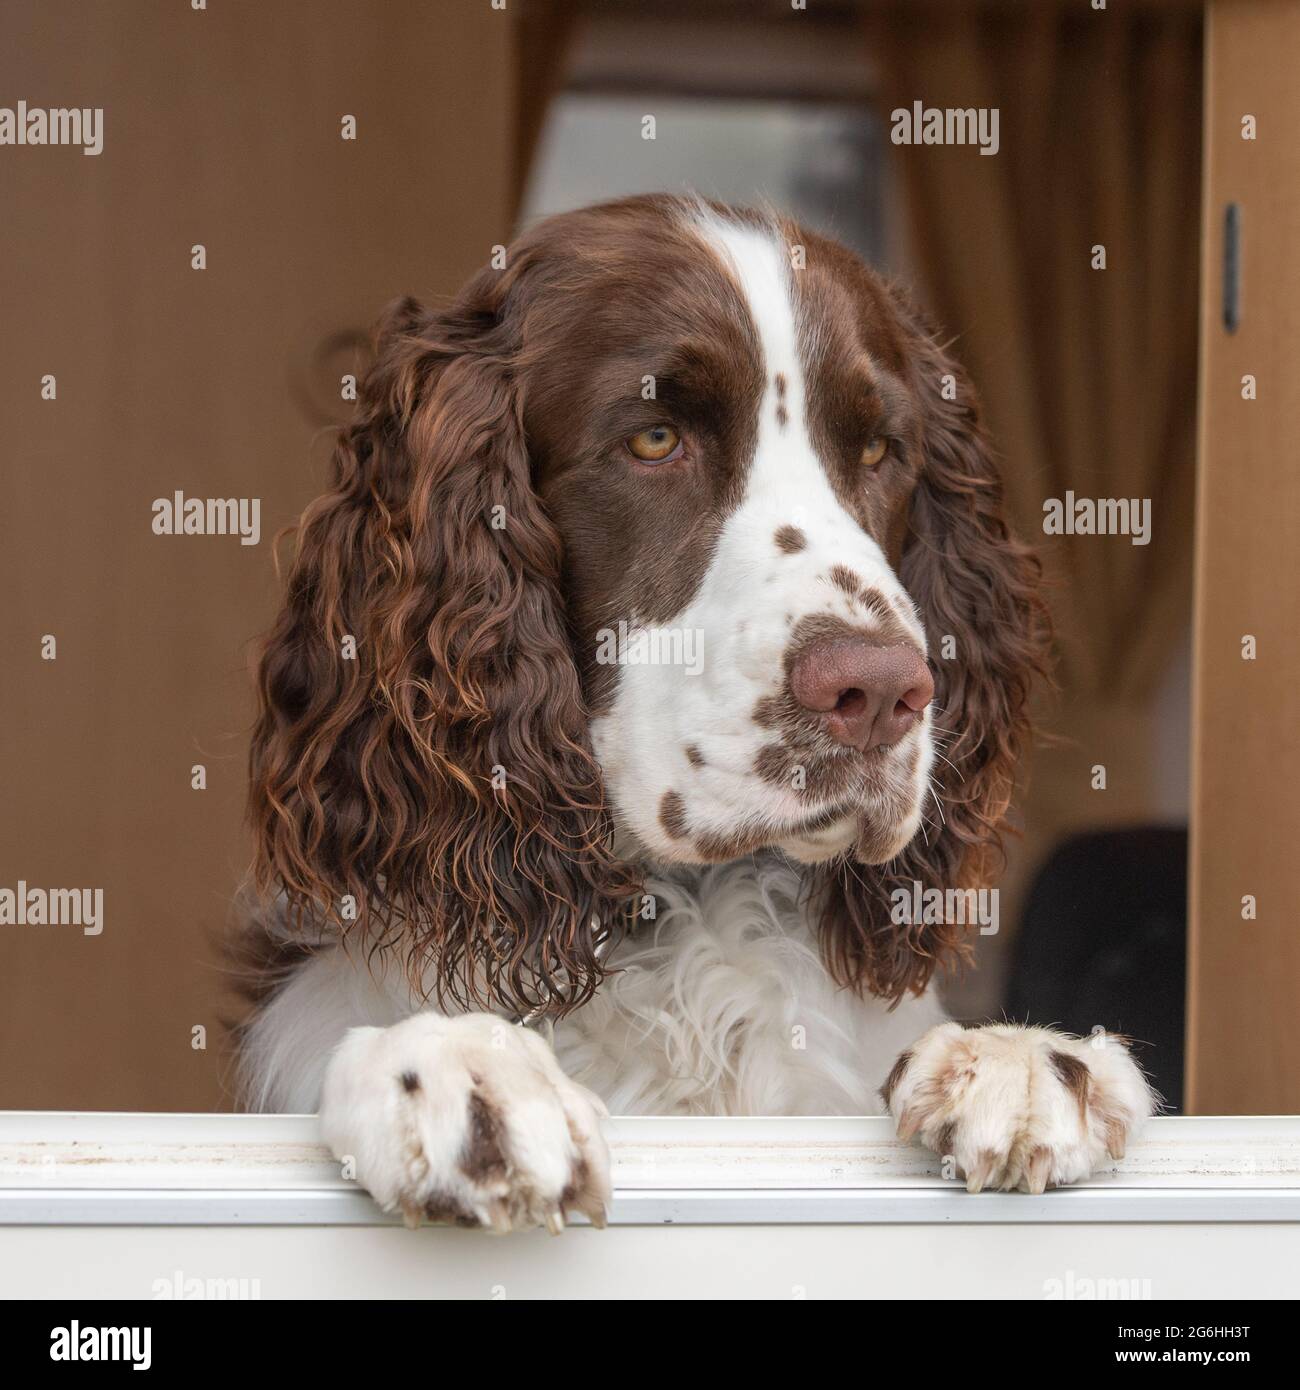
4,1111,1300,1227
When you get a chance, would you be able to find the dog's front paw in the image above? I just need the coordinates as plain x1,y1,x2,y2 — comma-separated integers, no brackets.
319,1012,610,1233
882,1022,1156,1193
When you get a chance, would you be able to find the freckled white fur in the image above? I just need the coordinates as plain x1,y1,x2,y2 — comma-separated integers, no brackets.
590,210,931,864
554,856,946,1114
318,1013,610,1232
885,1022,1157,1193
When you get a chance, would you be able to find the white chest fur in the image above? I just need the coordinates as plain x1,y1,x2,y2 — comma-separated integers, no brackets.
553,857,946,1116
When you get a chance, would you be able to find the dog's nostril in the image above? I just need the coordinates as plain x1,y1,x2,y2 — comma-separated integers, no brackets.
899,679,933,714
791,637,934,752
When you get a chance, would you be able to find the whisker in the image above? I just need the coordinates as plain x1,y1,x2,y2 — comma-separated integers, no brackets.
927,778,948,829
930,748,961,776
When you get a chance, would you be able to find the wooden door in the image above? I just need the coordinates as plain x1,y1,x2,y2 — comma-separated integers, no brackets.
1187,0,1300,1112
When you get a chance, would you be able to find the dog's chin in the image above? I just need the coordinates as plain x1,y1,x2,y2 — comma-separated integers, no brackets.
774,814,859,864
777,807,922,866
852,812,923,866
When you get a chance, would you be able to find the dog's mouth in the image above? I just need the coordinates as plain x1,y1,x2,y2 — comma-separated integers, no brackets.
764,733,929,866
763,729,914,797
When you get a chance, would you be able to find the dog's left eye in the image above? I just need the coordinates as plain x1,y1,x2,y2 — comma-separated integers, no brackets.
626,426,683,463
861,437,888,468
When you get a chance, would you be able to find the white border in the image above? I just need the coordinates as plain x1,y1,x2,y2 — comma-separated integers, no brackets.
2,1112,1299,1226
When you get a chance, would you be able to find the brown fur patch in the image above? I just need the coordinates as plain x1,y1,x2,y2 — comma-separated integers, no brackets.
752,693,784,729
684,744,705,768
223,893,332,1013
935,1120,957,1160
423,1194,481,1228
880,1048,912,1106
399,1070,421,1094
754,742,800,790
560,1155,590,1207
659,789,689,839
1049,1050,1092,1126
459,1091,509,1184
857,587,896,622
753,740,858,803
220,891,336,1073
774,524,806,554
829,564,863,599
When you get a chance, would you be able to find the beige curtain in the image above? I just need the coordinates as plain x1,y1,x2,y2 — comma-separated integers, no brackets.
867,0,1202,702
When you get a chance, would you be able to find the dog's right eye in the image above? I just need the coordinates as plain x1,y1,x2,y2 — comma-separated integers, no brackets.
861,436,888,468
626,426,683,463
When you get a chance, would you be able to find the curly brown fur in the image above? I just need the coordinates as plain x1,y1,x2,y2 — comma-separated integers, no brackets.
248,288,642,1020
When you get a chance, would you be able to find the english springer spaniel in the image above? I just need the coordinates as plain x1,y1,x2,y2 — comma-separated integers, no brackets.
236,196,1155,1232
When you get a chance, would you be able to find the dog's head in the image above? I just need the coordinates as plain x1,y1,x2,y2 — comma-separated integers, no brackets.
250,196,1045,1015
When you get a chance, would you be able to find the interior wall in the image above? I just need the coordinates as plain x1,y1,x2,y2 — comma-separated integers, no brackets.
0,0,513,1110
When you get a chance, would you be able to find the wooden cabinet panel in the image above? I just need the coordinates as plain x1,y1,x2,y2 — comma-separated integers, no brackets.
1187,0,1300,1112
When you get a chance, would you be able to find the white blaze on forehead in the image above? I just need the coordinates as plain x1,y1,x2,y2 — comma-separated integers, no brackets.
690,210,812,474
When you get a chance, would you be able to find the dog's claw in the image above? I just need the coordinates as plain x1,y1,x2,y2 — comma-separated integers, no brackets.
1025,1145,1052,1195
965,1150,999,1194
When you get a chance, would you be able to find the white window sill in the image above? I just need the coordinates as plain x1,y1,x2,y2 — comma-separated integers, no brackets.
3,1111,1300,1227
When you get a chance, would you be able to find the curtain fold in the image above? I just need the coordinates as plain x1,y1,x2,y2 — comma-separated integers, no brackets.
866,2,1202,702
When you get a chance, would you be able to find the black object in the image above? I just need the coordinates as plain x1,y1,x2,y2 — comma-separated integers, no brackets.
1005,826,1187,1112
1223,202,1242,334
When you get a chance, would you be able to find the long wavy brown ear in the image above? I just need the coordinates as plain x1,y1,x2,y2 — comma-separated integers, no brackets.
814,287,1050,1002
249,280,639,1018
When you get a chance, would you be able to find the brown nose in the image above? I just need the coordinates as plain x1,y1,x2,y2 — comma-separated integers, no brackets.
790,638,934,751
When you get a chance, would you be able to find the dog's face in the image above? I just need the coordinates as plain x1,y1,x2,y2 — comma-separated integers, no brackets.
522,206,935,869
250,196,1044,1015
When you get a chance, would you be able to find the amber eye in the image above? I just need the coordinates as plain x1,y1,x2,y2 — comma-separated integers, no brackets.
861,437,888,468
627,425,682,463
